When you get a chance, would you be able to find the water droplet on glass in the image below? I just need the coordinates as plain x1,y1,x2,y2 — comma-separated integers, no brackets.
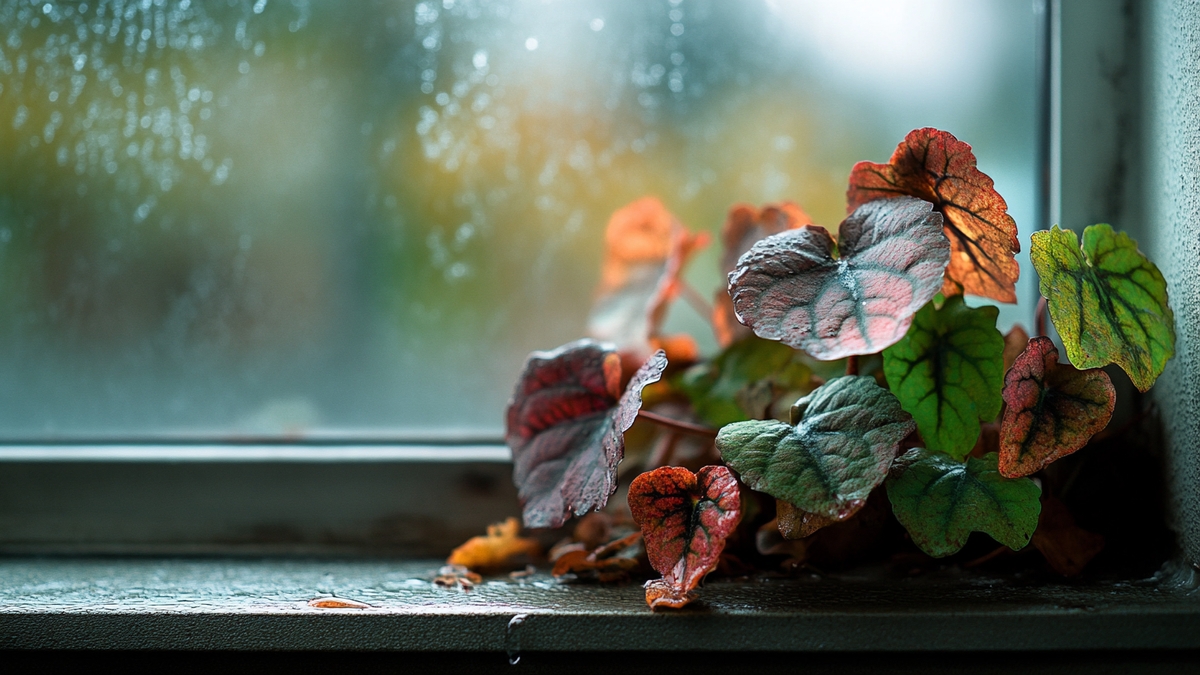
524,37,538,51
506,614,526,665
590,18,604,31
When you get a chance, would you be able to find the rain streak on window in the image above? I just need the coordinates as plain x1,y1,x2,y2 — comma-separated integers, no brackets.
0,0,1037,438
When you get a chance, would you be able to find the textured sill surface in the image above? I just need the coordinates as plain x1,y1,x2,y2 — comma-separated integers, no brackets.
0,558,1198,652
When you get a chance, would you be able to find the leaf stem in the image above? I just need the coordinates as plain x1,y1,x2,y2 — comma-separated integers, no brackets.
1035,296,1048,337
845,354,859,376
637,410,719,439
679,281,715,321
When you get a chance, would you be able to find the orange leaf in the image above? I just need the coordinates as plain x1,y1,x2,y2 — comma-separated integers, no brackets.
847,128,1020,303
588,197,709,355
550,532,642,582
307,597,370,609
713,202,813,347
446,517,541,573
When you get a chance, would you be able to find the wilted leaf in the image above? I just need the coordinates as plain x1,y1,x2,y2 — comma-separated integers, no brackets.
433,565,482,591
446,517,542,573
507,340,668,528
588,197,709,355
551,532,643,582
716,376,914,519
882,295,1005,460
628,465,741,610
1031,496,1105,577
307,597,370,609
1030,224,1174,392
847,127,1020,302
1002,324,1030,373
999,337,1115,478
775,499,846,539
886,449,1041,558
728,197,949,360
677,335,812,427
713,202,814,347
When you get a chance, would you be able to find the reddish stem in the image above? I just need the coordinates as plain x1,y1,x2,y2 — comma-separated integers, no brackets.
679,281,715,321
845,354,860,376
1035,296,1048,337
637,410,719,439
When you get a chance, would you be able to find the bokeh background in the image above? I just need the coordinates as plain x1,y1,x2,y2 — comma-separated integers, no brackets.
0,0,1038,438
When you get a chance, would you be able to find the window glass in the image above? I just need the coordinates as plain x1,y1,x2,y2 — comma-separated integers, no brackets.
0,0,1036,439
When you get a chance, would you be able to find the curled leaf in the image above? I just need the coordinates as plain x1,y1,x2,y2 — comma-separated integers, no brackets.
433,565,482,591
775,499,847,539
446,517,542,573
713,202,814,347
1031,496,1105,577
882,295,1005,460
1002,324,1030,373
551,532,643,582
999,337,1115,478
847,127,1020,302
307,597,370,609
728,197,949,360
886,449,1041,558
677,335,813,427
588,197,709,356
506,340,667,528
716,376,914,519
1030,224,1174,392
628,465,742,610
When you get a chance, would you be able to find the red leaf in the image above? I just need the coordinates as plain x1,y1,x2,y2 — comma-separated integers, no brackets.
507,340,667,528
728,197,949,359
999,337,1115,478
713,203,814,347
588,197,709,356
628,465,742,610
847,128,1020,303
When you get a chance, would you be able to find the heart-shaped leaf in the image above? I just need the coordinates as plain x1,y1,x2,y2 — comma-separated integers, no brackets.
886,448,1041,558
713,202,813,347
716,376,914,519
728,196,950,360
677,335,812,427
999,336,1115,478
847,127,1021,303
587,197,709,356
628,465,742,610
506,339,667,528
1030,224,1174,392
882,295,1005,460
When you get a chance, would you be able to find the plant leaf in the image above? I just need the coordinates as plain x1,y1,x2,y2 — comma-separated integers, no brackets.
716,376,914,519
728,197,949,360
1031,496,1105,577
1030,224,1175,392
587,197,709,355
847,127,1020,302
998,336,1115,478
775,498,857,539
713,202,813,347
506,340,667,528
886,448,1041,557
446,517,542,573
882,294,1005,460
628,465,742,610
677,335,812,427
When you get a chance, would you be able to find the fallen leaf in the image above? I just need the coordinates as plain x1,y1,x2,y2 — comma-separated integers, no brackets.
999,336,1115,478
628,466,742,610
446,517,542,573
676,335,812,428
307,597,371,609
882,295,1005,460
716,376,914,519
509,565,537,580
728,196,950,360
713,202,813,347
551,532,643,582
1030,224,1174,392
588,197,709,356
1003,324,1030,373
847,127,1021,303
886,449,1041,558
1031,496,1105,577
433,565,482,591
572,512,614,550
507,340,667,528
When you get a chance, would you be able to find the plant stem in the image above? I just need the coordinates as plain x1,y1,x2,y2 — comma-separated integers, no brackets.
679,281,715,321
845,354,859,376
637,410,719,439
1035,296,1048,337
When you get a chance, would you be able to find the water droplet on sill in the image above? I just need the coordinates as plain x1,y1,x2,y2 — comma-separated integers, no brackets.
506,613,526,665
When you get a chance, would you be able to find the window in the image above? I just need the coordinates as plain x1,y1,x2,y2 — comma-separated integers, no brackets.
0,0,1038,441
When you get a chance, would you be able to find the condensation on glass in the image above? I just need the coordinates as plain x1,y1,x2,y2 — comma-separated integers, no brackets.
0,0,1037,439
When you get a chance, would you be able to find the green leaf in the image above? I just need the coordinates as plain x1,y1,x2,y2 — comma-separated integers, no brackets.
1030,224,1175,392
715,376,914,519
882,295,1004,460
677,336,811,427
886,448,1041,557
